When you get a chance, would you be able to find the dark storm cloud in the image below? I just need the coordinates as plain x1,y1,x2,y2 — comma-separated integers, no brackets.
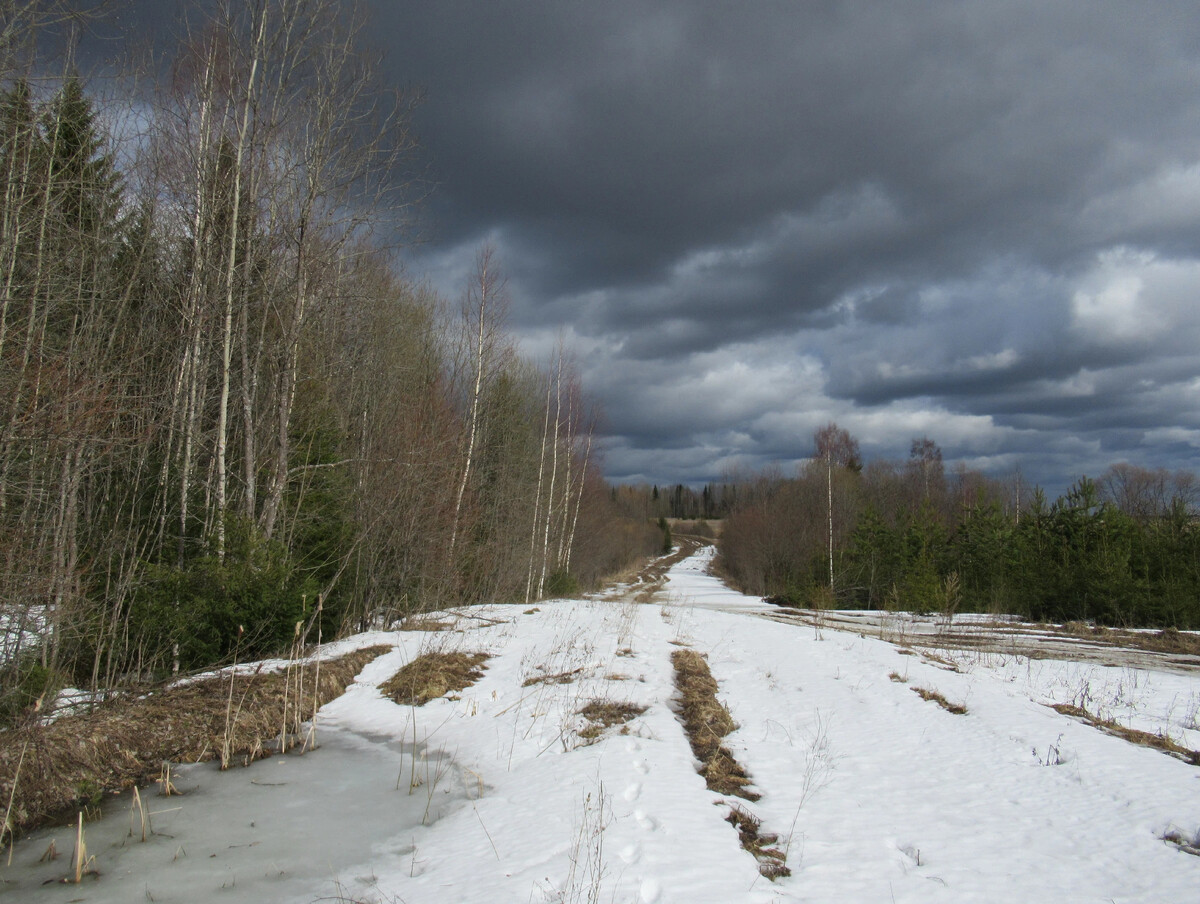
88,1,1200,492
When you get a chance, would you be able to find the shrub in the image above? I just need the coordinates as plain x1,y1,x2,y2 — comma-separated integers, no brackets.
545,570,580,597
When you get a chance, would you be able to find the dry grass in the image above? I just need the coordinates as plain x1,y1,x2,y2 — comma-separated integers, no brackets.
888,672,908,683
397,618,457,633
671,649,758,801
577,700,647,740
380,652,489,707
1049,702,1200,765
918,650,961,671
1060,622,1200,657
726,803,790,880
521,666,586,688
0,645,390,840
912,686,967,715
1163,828,1200,856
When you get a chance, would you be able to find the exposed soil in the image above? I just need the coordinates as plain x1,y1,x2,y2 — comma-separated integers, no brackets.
624,538,704,604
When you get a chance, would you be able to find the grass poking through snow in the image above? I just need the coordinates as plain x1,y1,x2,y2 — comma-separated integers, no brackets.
0,646,391,840
671,647,798,879
912,686,968,715
577,701,647,740
1049,702,1200,765
671,649,758,800
726,803,791,880
521,666,586,688
381,652,490,707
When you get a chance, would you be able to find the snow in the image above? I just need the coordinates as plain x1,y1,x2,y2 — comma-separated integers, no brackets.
4,546,1200,902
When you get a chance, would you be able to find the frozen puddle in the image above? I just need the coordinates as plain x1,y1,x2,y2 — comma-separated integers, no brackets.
0,726,470,903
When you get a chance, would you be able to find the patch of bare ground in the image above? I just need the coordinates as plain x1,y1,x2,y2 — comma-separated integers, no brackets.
726,803,791,879
397,617,457,632
1049,702,1200,765
577,701,647,740
1061,623,1200,657
670,648,792,880
628,538,705,604
912,686,968,715
0,645,390,840
670,649,756,800
380,651,489,706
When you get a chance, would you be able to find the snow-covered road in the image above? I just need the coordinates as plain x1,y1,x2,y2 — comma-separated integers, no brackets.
5,546,1200,902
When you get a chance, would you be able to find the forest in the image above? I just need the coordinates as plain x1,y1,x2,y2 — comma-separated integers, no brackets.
0,1,659,719
718,423,1200,629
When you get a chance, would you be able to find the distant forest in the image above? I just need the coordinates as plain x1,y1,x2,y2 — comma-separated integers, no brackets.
713,424,1200,629
0,1,659,715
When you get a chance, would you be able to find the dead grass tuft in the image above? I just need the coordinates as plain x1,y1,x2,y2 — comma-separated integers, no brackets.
726,804,791,880
1163,828,1200,856
521,666,585,688
912,686,967,715
671,649,758,800
1050,702,1200,765
381,652,489,707
577,700,646,740
397,618,457,633
0,646,390,840
1059,622,1200,657
888,672,908,683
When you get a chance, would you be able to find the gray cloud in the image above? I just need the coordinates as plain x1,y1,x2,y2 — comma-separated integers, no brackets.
90,1,1200,496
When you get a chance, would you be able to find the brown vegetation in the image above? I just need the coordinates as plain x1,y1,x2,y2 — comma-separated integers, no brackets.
380,652,489,707
671,649,757,800
1061,623,1200,657
577,700,646,740
726,803,791,880
522,666,586,688
912,686,968,715
1050,702,1200,765
0,645,389,841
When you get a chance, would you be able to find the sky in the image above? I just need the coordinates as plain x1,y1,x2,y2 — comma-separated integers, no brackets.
89,1,1200,495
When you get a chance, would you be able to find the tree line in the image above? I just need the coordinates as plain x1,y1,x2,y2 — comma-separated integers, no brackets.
719,424,1200,628
0,1,659,718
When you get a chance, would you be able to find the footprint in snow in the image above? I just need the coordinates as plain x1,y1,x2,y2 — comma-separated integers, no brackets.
635,808,658,831
639,877,662,903
633,758,650,775
619,842,642,865
624,782,642,802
